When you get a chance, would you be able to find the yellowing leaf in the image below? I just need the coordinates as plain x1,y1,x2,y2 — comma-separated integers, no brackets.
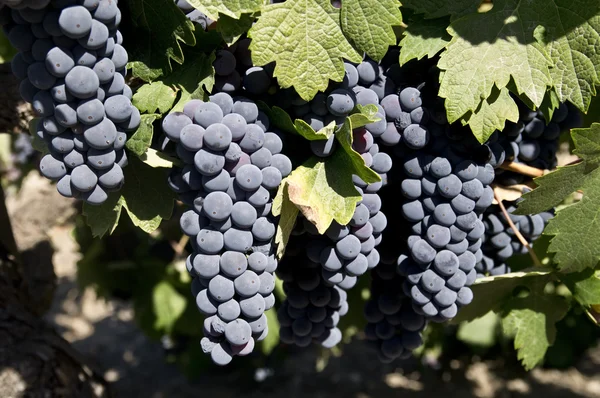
272,180,300,259
249,0,362,100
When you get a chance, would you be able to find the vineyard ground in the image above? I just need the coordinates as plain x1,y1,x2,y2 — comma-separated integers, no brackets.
7,172,600,398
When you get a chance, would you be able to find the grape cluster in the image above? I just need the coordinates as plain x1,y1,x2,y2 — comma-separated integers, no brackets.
477,198,553,277
491,101,582,186
364,260,427,363
174,0,211,30
162,94,291,365
1,0,139,204
276,233,348,348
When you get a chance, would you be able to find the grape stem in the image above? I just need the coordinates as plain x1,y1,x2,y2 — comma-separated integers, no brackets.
499,161,545,178
171,234,189,259
493,188,543,267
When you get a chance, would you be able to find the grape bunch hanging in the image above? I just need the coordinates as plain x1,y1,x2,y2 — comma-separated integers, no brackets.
0,0,139,204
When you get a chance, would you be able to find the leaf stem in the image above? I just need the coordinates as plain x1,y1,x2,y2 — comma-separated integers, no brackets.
499,161,545,178
494,188,542,267
171,234,189,260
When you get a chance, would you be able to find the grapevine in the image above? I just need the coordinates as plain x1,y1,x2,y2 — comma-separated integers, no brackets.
0,0,599,375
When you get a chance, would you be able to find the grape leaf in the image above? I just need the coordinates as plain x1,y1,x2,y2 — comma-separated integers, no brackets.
248,0,362,101
456,311,500,348
460,86,520,143
132,82,178,114
82,194,124,238
272,179,300,259
83,156,176,237
296,121,336,141
257,102,335,139
167,52,216,112
153,281,187,333
349,104,380,129
128,0,196,81
538,89,561,125
126,114,159,157
141,148,181,169
515,125,600,273
438,0,600,134
186,0,263,21
260,308,280,355
340,0,403,61
335,118,381,184
285,156,362,234
217,13,255,45
400,0,481,19
399,14,451,65
437,1,553,125
451,268,555,323
502,294,569,370
561,269,600,306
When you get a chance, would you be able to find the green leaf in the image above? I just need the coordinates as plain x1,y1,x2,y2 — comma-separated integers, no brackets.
348,104,380,129
340,0,402,61
132,83,178,114
400,0,481,19
0,29,16,62
257,103,299,135
561,269,600,306
457,311,500,348
126,114,159,157
120,156,177,233
260,308,280,355
248,0,362,100
460,86,520,143
296,121,336,141
517,125,600,273
186,0,263,21
128,0,196,81
335,118,381,184
452,268,555,323
82,194,124,238
437,0,600,134
539,1,600,112
285,156,362,234
83,156,176,236
538,89,561,123
167,51,216,112
272,180,300,259
502,294,569,370
153,281,187,333
438,1,553,125
399,14,451,65
217,13,255,45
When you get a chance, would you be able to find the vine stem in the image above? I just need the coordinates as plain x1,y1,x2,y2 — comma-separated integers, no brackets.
493,188,542,267
171,234,189,260
499,161,545,178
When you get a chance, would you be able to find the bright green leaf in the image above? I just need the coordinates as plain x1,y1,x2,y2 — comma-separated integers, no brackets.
248,0,362,100
272,179,300,259
186,0,263,21
141,148,181,168
132,83,178,114
128,0,196,81
153,281,187,333
260,308,280,355
126,114,159,157
217,13,255,45
399,14,451,65
438,1,553,125
502,294,569,370
340,0,402,61
285,156,362,234
561,269,600,306
400,0,481,19
296,121,336,141
348,104,380,129
460,86,520,143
